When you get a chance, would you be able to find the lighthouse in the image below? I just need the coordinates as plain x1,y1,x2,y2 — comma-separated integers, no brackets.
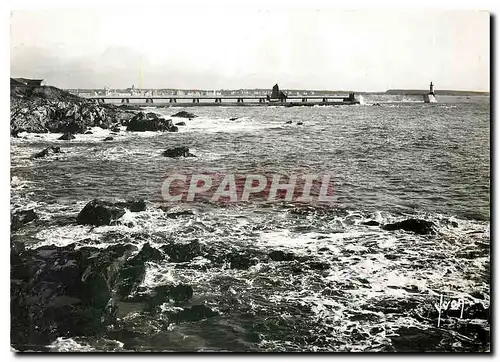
424,81,437,103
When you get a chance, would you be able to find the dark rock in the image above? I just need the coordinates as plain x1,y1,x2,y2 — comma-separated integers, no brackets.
390,326,444,352
11,209,38,231
118,104,142,111
117,199,146,212
77,199,126,226
285,120,292,124
10,243,136,351
145,284,194,310
117,243,163,298
307,261,330,270
297,122,304,125
161,240,202,263
171,111,197,119
126,112,177,132
33,146,61,159
465,303,490,321
169,305,218,322
268,250,295,262
382,219,436,235
362,220,380,226
470,291,485,300
58,132,75,140
134,243,163,263
162,146,196,158
104,136,114,141
166,210,194,219
10,84,128,135
84,130,93,134
110,125,121,132
228,253,256,270
229,117,238,121
175,122,186,126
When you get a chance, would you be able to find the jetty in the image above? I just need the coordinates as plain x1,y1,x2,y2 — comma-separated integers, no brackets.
84,84,361,107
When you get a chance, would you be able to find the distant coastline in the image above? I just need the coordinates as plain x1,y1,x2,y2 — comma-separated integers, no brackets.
64,87,490,98
384,89,489,96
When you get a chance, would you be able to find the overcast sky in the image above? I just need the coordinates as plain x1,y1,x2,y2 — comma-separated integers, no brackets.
10,8,490,91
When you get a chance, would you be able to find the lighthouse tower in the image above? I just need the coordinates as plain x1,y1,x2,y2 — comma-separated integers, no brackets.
423,81,437,103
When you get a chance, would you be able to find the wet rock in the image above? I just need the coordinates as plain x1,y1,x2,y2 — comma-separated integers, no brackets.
229,117,238,121
110,125,121,132
146,284,194,310
11,84,127,135
175,122,186,126
126,112,177,132
382,218,436,235
297,122,304,125
162,146,196,158
166,210,194,219
161,240,202,263
103,136,114,141
58,132,75,140
307,261,330,270
285,120,292,124
171,111,197,119
77,199,126,226
10,243,136,351
390,326,444,352
84,130,93,134
117,243,163,298
118,104,142,111
465,303,490,321
228,253,256,270
169,305,218,322
470,291,485,300
268,250,295,262
33,146,61,159
11,209,38,231
117,199,146,212
362,220,380,226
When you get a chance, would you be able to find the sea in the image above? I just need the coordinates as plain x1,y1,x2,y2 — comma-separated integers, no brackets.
10,94,490,352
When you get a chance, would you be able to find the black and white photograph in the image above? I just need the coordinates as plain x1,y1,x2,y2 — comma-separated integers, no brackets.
9,3,491,353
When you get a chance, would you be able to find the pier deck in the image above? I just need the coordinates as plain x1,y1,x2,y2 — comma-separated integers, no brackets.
83,94,360,106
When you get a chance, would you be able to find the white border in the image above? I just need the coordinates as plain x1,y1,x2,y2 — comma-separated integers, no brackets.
2,0,496,360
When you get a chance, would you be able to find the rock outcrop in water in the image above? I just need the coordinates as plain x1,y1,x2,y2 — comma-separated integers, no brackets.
10,85,131,135
11,242,135,350
77,199,146,226
171,111,197,119
161,240,202,263
11,209,38,231
382,218,436,235
126,112,178,132
32,146,61,159
58,132,75,140
162,147,196,158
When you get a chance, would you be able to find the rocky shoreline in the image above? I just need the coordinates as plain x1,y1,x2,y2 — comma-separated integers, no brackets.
10,85,195,137
10,199,491,351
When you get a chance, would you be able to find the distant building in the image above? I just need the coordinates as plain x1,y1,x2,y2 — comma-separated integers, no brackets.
11,78,44,89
